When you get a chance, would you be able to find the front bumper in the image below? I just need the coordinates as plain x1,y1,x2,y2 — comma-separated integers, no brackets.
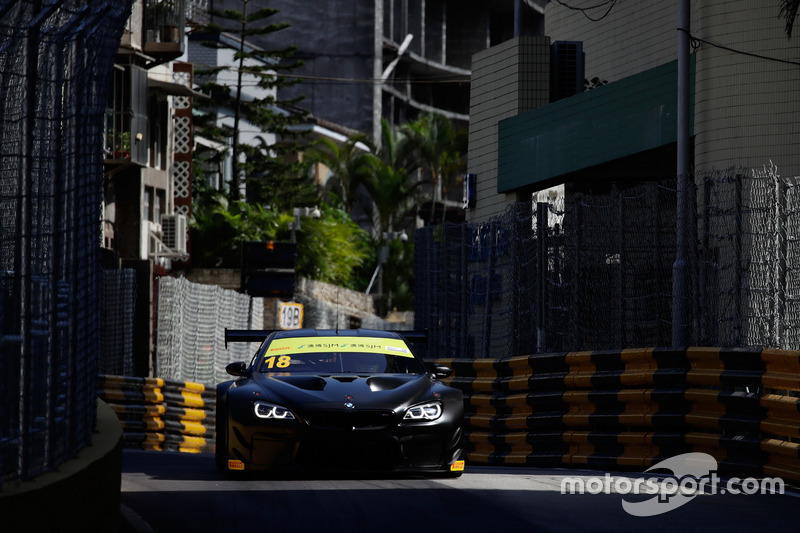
225,411,463,473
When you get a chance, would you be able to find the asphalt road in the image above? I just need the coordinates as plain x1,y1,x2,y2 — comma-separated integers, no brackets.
120,450,798,533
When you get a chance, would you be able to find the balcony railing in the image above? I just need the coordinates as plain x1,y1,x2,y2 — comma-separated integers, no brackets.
143,0,185,58
186,0,209,26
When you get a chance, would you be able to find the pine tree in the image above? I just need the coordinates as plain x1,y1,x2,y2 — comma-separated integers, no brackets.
193,0,313,206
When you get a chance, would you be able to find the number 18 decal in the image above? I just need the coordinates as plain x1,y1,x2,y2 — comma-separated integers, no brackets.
264,355,291,368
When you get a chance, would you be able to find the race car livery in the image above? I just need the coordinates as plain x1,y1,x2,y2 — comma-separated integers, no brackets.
216,328,464,475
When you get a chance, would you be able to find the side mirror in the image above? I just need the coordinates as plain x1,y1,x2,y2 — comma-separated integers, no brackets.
226,361,248,377
432,365,453,379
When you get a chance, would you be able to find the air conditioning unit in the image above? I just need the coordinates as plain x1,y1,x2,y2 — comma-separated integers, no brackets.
551,41,585,102
161,214,187,253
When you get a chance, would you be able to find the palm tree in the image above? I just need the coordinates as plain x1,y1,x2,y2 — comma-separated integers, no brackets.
377,116,415,173
363,155,416,237
307,136,373,213
780,0,800,38
402,113,466,224
361,150,418,313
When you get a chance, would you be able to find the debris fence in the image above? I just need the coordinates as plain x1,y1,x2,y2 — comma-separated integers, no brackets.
416,164,800,358
0,0,132,484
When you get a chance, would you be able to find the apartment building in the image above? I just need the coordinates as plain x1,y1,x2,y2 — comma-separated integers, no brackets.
103,0,199,268
101,0,201,375
214,0,544,142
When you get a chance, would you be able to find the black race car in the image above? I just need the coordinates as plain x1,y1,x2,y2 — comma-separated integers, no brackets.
215,328,464,476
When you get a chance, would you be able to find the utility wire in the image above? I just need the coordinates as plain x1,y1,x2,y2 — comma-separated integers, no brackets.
679,28,800,67
279,73,469,84
193,64,470,85
551,0,618,22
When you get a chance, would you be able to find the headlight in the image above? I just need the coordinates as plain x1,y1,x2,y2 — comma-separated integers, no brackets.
253,401,296,420
403,401,442,421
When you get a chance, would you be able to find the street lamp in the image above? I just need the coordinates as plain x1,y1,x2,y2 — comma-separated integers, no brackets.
289,206,321,242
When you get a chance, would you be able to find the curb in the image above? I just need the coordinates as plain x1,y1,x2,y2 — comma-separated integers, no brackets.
0,400,123,531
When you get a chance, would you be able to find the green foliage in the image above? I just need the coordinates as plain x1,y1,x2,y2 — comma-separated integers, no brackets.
191,176,369,289
401,113,467,223
362,153,416,235
298,114,466,309
241,136,318,211
584,76,608,90
190,177,291,267
191,107,467,311
305,136,374,212
380,238,414,311
294,205,371,290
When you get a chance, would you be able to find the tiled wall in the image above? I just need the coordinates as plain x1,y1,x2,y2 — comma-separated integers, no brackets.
467,37,550,224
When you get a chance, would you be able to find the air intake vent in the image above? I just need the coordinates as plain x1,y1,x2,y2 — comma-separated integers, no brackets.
551,41,585,102
161,214,187,253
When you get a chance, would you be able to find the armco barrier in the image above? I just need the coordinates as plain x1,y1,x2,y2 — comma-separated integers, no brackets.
97,375,216,453
436,347,800,482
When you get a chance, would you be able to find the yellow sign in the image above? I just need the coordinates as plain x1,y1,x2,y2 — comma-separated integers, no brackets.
278,303,304,330
228,459,245,471
265,336,413,357
450,460,465,472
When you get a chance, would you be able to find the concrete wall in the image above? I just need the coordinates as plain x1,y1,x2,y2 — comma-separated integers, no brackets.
466,36,551,224
184,270,407,331
294,277,407,330
242,0,378,136
185,267,241,291
693,2,800,175
544,0,800,179
544,0,677,84
0,401,123,532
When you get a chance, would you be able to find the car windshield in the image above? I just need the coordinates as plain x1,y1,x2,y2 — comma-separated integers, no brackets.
258,336,426,374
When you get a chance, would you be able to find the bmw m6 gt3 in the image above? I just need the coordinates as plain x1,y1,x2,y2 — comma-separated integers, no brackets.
215,328,464,476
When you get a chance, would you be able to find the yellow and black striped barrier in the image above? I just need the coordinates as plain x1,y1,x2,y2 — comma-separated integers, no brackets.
437,347,800,482
97,375,216,454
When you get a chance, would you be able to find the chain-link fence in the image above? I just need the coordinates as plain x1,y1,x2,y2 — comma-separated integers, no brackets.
698,162,800,349
100,269,137,376
155,276,264,386
0,1,132,484
416,165,800,358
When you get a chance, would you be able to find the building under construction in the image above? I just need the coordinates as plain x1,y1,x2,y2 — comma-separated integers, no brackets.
205,0,546,143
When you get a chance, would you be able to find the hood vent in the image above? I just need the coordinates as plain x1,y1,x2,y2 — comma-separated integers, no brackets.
271,375,327,391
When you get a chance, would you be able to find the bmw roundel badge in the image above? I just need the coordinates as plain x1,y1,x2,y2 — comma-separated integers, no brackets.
344,402,355,409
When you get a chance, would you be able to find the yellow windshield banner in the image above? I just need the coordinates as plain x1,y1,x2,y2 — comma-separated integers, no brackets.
265,336,413,357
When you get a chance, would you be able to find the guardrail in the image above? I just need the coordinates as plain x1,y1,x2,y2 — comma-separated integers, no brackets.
435,347,800,482
97,375,216,453
97,347,800,482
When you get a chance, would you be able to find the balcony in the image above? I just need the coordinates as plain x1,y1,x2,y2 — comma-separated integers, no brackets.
142,0,186,60
104,65,148,167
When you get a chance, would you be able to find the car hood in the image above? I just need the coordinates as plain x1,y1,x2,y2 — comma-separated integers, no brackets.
253,373,433,410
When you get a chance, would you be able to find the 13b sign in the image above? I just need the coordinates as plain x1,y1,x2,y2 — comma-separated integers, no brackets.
278,303,303,330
